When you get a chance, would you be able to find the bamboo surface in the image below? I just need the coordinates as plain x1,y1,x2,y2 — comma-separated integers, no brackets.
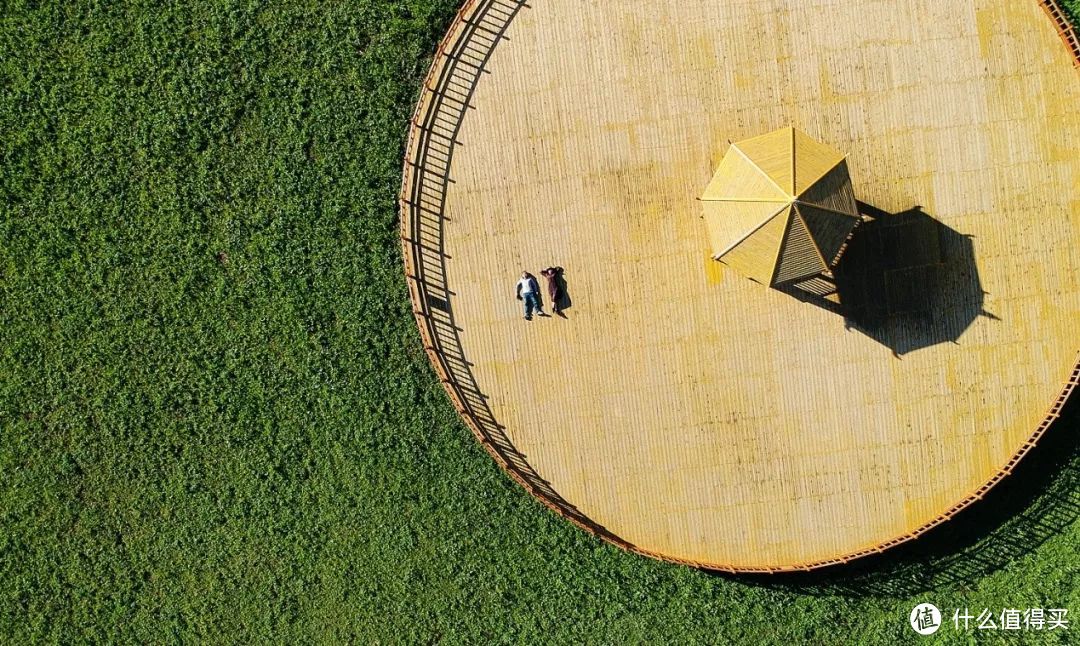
401,0,1080,571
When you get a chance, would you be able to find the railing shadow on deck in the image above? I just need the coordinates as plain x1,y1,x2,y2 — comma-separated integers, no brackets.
725,386,1080,596
398,0,640,553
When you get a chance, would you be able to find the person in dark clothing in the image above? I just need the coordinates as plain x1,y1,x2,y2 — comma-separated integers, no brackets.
540,267,563,315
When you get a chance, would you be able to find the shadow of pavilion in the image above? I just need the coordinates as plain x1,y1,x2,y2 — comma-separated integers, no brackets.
782,204,996,357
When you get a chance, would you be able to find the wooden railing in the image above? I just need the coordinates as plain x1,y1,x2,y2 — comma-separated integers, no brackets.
1042,0,1080,66
399,0,639,554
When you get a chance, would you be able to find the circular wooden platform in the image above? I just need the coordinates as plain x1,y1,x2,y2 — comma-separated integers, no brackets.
401,0,1080,572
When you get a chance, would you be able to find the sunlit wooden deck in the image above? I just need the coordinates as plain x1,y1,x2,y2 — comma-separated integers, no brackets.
401,0,1080,571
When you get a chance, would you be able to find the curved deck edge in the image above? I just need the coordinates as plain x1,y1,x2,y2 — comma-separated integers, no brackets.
399,0,1080,573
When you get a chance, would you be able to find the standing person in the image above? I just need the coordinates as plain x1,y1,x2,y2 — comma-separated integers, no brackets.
540,266,563,315
515,271,544,320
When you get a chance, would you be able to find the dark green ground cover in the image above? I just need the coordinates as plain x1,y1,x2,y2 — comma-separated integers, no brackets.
1,1,1078,643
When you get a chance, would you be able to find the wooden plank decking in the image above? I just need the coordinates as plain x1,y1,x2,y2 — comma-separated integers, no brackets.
401,0,1080,571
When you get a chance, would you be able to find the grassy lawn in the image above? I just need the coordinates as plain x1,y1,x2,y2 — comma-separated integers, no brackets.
1,1,1078,643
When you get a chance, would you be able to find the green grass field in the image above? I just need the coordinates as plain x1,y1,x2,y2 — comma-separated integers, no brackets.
2,1,1078,643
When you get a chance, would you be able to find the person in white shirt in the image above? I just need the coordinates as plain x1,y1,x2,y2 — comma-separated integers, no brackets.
515,271,544,320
